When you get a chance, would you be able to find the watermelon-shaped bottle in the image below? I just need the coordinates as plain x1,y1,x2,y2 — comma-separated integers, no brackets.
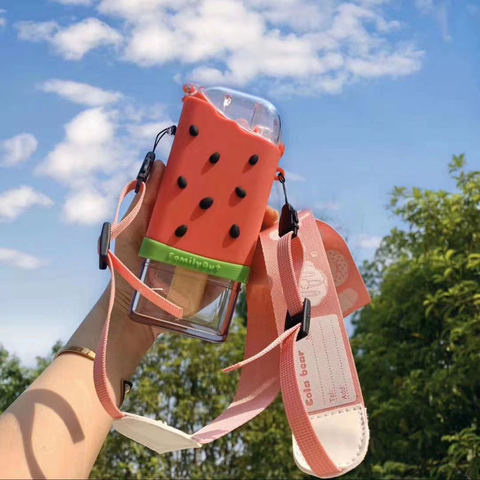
130,85,284,342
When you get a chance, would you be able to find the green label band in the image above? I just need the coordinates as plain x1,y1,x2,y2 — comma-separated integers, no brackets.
139,237,250,283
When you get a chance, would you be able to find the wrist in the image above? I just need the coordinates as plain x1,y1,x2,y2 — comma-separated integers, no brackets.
67,285,155,406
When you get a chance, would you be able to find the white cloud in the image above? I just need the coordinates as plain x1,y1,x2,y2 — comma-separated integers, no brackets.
346,47,423,78
1,133,38,166
17,20,59,41
0,9,6,27
53,18,122,59
98,0,186,20
0,248,46,270
354,233,382,249
17,18,122,60
35,102,171,196
18,1,423,95
63,188,111,224
117,0,422,92
40,79,123,106
0,186,53,222
36,107,117,184
36,81,174,225
52,0,93,5
247,0,336,32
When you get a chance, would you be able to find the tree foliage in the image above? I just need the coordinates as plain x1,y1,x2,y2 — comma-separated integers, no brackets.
0,342,60,414
349,155,480,479
0,347,34,414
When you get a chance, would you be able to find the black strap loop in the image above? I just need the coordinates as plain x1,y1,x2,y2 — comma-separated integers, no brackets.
135,151,156,193
285,298,311,341
277,171,299,238
135,125,177,193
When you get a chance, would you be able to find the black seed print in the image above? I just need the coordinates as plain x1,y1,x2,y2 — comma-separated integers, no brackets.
235,187,247,198
175,225,188,237
209,152,220,164
229,224,240,238
177,176,188,189
199,197,214,209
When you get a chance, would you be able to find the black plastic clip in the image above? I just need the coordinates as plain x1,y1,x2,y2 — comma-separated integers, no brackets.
98,222,111,270
277,172,299,238
285,298,311,341
279,203,299,238
135,151,156,193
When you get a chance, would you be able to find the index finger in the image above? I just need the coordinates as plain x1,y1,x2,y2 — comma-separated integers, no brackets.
261,205,279,230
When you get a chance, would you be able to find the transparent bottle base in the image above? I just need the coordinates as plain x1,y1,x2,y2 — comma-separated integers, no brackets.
130,259,240,343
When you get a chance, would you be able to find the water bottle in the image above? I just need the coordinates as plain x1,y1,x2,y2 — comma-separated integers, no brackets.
130,85,284,342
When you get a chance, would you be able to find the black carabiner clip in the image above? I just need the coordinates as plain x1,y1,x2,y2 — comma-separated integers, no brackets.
277,171,299,238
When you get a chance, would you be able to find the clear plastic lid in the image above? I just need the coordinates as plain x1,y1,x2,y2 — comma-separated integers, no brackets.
188,85,281,145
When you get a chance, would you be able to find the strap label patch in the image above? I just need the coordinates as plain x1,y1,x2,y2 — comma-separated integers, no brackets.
295,314,356,412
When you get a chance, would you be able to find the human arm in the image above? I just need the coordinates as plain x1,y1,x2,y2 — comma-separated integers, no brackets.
0,161,279,479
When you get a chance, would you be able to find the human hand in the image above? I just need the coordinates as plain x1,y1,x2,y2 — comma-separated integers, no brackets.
68,160,279,404
113,160,280,320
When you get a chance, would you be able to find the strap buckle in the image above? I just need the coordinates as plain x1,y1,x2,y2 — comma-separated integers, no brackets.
98,222,111,270
279,203,299,238
135,151,156,193
277,171,299,238
285,298,311,341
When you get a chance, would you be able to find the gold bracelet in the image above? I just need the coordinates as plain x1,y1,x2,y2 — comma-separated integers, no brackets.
55,345,133,405
56,345,96,361
56,346,133,404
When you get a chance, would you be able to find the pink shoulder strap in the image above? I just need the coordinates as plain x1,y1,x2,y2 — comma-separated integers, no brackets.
94,180,183,419
93,180,370,478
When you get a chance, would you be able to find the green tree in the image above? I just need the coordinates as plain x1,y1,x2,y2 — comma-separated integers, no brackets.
0,342,60,414
0,346,34,413
349,155,480,479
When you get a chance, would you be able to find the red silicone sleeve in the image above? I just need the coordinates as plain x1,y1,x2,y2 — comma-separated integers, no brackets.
146,93,284,267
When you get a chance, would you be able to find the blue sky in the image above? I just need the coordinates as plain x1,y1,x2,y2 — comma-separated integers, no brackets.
0,0,479,365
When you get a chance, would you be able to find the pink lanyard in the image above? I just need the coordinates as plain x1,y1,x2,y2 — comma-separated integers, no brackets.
94,180,370,477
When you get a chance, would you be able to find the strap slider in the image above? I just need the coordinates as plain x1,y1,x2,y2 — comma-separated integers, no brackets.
135,151,156,193
279,203,299,238
98,222,111,270
285,298,311,341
